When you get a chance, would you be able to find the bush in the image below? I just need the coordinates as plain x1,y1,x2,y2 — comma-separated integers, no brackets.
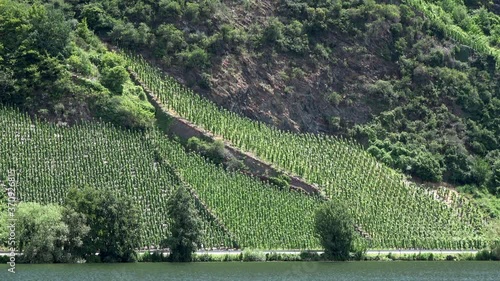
491,244,500,260
299,251,321,261
263,18,285,45
155,24,186,56
80,3,113,32
67,54,93,76
225,157,247,172
475,249,492,260
187,137,227,164
185,3,200,21
159,0,182,19
242,249,266,261
327,92,343,106
0,255,11,263
179,47,210,69
93,95,154,130
268,174,291,189
140,251,166,262
351,241,367,261
100,66,129,94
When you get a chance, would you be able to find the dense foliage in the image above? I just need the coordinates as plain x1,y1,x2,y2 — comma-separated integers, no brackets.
65,187,141,262
314,201,354,261
0,0,154,130
164,185,203,262
4,188,143,263
50,0,500,195
126,55,496,249
14,202,88,263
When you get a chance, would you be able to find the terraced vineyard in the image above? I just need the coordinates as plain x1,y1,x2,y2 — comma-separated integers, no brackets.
146,129,322,249
126,53,495,249
0,108,232,248
0,107,325,249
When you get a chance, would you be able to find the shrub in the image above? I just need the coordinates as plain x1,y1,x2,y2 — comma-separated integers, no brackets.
268,174,291,189
93,95,154,130
179,47,210,69
0,255,10,263
225,157,247,172
67,54,93,76
263,18,285,45
242,249,266,261
299,251,321,261
155,24,186,56
187,137,227,164
140,251,166,262
159,0,182,19
80,3,113,32
100,66,129,94
475,249,492,260
327,92,343,106
185,3,200,21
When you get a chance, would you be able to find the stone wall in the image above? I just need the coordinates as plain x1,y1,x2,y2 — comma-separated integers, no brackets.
130,69,322,196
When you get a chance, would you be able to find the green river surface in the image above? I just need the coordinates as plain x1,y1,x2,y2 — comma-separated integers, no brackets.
1,261,499,280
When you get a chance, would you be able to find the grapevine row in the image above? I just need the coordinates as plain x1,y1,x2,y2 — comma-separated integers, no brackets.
124,53,494,249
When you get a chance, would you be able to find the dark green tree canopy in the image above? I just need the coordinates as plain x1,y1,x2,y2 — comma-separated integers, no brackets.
314,200,354,261
13,202,89,263
65,187,141,262
164,185,203,262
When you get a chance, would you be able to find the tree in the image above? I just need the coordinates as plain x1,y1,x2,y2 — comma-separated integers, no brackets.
15,202,88,263
164,185,202,262
61,207,91,260
314,201,354,261
154,23,186,58
64,187,141,262
26,3,72,58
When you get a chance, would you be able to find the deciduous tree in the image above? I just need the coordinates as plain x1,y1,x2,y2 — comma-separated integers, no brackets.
314,201,354,261
164,185,202,262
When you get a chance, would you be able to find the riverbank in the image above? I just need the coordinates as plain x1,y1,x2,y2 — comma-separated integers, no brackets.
138,249,493,262
2,249,497,263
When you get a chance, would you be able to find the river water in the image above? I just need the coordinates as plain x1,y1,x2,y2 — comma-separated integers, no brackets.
1,261,499,280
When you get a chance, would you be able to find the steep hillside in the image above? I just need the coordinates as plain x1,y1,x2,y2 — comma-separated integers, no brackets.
1,105,495,249
0,107,326,249
1,0,499,251
0,0,155,130
52,0,500,194
126,54,495,249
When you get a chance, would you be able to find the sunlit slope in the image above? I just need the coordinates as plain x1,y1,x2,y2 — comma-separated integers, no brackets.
0,108,324,249
146,129,322,249
126,53,493,249
0,108,232,248
404,0,500,66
